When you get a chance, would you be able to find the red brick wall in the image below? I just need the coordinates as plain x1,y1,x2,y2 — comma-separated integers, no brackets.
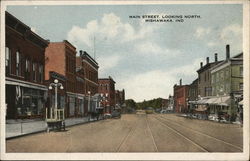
174,85,189,113
45,42,65,80
98,79,116,108
6,26,46,85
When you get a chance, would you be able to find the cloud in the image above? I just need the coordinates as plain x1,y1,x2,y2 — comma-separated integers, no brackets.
195,27,211,39
97,55,122,75
67,12,159,48
220,24,242,40
118,70,177,102
118,58,202,102
135,41,182,57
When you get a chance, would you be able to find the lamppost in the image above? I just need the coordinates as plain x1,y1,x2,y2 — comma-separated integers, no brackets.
87,91,91,112
49,79,63,119
100,93,108,113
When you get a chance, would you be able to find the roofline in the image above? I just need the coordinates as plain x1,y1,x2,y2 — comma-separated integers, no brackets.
6,11,49,46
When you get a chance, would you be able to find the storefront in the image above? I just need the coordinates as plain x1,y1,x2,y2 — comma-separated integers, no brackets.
76,94,85,117
6,78,47,119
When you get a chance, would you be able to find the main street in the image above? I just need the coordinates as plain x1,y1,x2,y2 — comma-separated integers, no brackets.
6,113,243,152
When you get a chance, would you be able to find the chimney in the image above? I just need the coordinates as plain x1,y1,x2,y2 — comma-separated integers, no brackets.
180,79,182,86
79,50,83,56
226,44,230,59
200,62,203,68
214,53,218,62
206,57,209,64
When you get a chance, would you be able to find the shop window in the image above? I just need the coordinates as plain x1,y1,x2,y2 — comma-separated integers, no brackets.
5,47,11,74
69,96,75,116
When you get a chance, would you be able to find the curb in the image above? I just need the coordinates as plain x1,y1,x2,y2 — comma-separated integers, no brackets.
6,119,104,140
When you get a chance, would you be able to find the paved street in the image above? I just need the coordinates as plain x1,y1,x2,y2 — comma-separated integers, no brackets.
6,113,243,152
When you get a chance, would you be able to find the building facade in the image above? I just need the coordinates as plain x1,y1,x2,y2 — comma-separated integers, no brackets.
197,54,222,97
173,79,189,113
76,50,99,113
98,76,116,113
5,12,49,119
115,89,125,108
45,40,77,117
188,78,198,110
210,45,243,118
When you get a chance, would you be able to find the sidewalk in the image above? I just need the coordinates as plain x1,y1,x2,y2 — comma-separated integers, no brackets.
6,117,94,139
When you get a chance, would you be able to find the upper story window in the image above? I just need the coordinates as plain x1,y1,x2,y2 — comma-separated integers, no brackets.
5,47,11,74
33,62,37,81
240,67,243,77
38,64,43,83
211,75,214,83
239,83,243,90
25,58,31,81
16,51,22,76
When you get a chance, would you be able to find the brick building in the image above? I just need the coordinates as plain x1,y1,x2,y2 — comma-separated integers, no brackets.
76,50,99,113
98,76,116,113
173,79,189,113
197,54,222,97
45,40,77,117
115,89,125,109
5,12,49,119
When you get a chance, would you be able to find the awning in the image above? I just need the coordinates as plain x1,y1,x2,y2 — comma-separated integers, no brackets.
195,106,207,112
6,77,47,91
191,96,230,106
213,96,230,106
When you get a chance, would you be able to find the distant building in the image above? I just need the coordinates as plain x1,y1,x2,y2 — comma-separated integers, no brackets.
115,89,125,109
76,50,99,114
197,53,222,97
210,45,243,118
98,76,116,113
188,78,198,110
167,95,174,112
45,40,77,117
173,79,189,113
5,11,49,119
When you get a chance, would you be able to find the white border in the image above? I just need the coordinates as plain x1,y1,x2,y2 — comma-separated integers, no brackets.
1,0,249,160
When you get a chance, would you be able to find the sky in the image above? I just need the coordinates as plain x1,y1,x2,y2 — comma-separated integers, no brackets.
6,4,243,102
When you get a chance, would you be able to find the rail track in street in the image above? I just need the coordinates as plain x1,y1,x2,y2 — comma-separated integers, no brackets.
116,118,139,152
152,116,209,152
146,115,158,152
153,115,243,152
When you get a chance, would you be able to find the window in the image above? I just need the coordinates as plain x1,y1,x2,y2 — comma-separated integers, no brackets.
25,59,30,80
239,83,243,90
240,67,243,77
5,47,11,74
211,75,214,83
16,51,21,76
33,62,36,81
38,64,43,83
216,72,219,82
220,71,224,81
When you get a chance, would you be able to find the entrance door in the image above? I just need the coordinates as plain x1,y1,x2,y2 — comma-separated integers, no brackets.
6,85,16,119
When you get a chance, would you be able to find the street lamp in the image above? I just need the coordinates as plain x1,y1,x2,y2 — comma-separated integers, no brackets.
49,79,63,119
88,91,91,112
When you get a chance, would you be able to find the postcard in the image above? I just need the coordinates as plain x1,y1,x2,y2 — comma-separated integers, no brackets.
0,0,249,160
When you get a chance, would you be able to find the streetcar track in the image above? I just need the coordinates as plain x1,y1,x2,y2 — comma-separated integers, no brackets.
157,115,243,151
116,117,139,152
146,115,158,152
152,116,209,152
